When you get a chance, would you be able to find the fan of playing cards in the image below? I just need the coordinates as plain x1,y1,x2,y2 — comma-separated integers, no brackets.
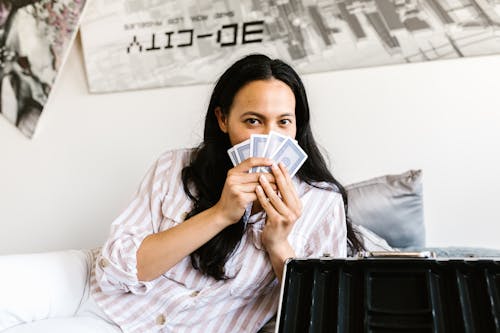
227,131,308,177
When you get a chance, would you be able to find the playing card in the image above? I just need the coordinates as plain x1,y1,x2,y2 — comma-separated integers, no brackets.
262,131,288,160
227,147,239,166
256,131,288,172
250,134,268,157
270,137,308,177
227,133,307,177
250,134,268,172
234,139,251,164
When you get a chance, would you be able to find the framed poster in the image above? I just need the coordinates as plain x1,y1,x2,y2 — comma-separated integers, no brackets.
80,0,500,93
0,0,87,138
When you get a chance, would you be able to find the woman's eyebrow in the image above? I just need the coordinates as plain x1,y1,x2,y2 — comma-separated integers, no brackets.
240,111,295,118
240,111,264,118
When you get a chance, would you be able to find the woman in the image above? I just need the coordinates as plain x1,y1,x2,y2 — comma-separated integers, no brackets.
92,54,363,332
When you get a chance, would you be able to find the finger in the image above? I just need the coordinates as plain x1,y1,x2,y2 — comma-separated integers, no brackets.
251,172,277,189
235,157,273,173
233,182,277,193
257,172,276,183
228,172,276,188
279,162,294,186
250,172,276,184
255,185,276,216
234,183,265,193
278,162,301,204
271,163,298,207
259,174,288,214
243,192,258,203
236,194,258,212
226,169,277,193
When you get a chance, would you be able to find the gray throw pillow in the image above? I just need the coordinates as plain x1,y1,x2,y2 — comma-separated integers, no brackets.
346,170,425,248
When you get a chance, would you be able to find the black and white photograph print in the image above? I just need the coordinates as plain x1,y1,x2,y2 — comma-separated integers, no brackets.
0,0,86,138
80,0,500,93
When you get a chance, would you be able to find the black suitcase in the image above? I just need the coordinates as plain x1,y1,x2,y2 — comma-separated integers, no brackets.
275,252,500,333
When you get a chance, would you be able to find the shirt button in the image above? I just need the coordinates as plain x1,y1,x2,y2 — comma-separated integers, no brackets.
99,258,109,268
189,290,200,297
156,314,166,325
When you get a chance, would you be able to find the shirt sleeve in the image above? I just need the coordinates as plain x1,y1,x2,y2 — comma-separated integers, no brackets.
306,192,347,258
95,152,174,295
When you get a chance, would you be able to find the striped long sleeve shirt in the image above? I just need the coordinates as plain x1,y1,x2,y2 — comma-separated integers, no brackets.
91,148,347,333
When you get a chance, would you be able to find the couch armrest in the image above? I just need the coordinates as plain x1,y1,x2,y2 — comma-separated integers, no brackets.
0,249,91,331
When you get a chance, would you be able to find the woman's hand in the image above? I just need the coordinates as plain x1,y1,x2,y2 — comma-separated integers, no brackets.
256,163,302,252
213,157,275,227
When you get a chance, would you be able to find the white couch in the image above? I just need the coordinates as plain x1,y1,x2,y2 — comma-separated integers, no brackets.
0,249,114,333
0,248,276,333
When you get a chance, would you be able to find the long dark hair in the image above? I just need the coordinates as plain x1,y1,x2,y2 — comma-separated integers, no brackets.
181,54,363,280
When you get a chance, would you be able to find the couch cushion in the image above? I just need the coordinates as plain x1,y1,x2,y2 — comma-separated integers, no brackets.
403,246,500,258
346,170,425,248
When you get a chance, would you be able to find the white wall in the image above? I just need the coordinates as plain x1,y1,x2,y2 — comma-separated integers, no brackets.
1,35,499,254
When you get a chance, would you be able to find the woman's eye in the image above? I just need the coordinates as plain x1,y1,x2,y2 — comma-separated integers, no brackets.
245,118,260,125
280,119,292,125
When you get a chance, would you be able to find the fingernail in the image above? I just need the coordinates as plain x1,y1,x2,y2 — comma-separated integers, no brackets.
271,163,278,170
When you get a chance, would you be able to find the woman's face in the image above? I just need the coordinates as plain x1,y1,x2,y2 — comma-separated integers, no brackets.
215,79,297,146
